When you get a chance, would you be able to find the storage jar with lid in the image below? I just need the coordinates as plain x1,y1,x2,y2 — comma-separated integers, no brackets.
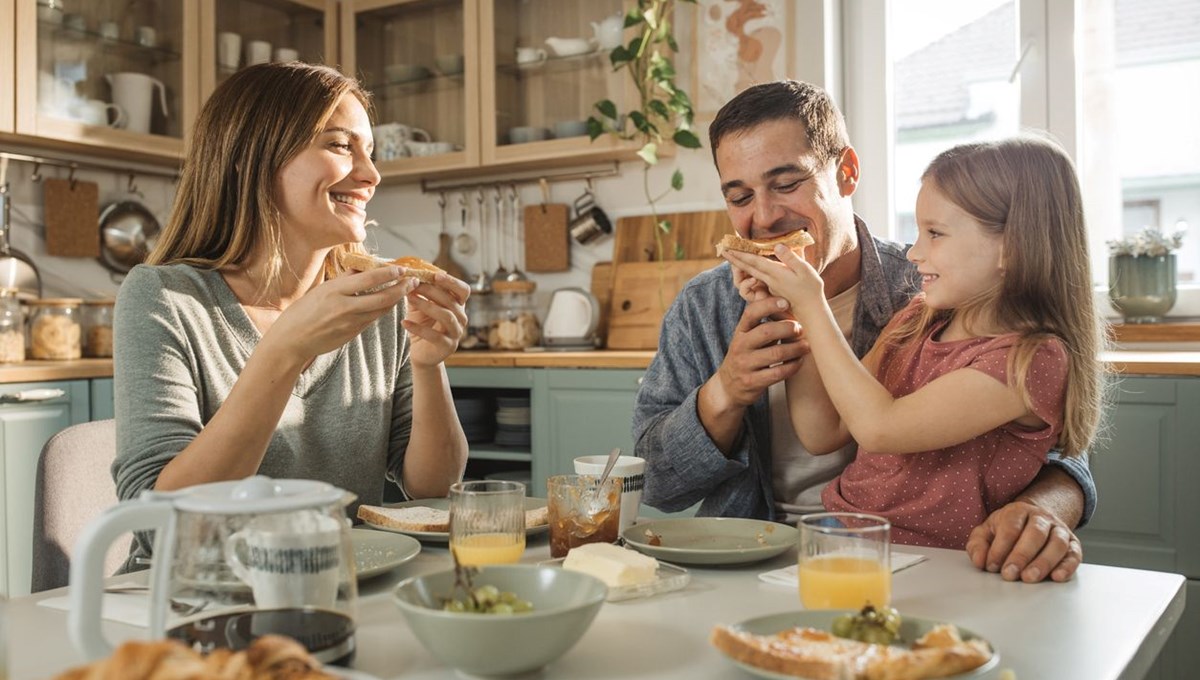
0,287,25,363
26,298,83,360
489,280,540,350
82,299,116,358
461,290,492,350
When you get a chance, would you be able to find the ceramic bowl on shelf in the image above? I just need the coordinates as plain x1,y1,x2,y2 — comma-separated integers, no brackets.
508,126,550,144
434,54,464,76
553,120,589,139
384,63,430,83
392,565,606,676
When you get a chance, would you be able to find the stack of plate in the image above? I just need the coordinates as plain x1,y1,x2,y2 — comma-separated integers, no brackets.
454,393,494,444
494,395,531,448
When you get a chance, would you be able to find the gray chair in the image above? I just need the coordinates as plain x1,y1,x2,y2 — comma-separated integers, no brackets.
31,419,126,593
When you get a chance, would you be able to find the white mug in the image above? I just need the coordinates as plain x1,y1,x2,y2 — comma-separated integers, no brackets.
574,455,646,534
372,123,431,161
78,99,125,128
217,32,241,69
225,511,343,610
515,47,547,65
105,72,169,134
274,47,299,62
37,72,77,118
135,25,156,48
98,21,119,41
246,40,272,66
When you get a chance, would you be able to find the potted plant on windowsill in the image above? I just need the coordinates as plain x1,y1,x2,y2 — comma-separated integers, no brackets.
1107,226,1186,324
587,0,702,264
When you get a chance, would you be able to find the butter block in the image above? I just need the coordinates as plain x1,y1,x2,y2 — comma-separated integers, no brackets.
562,543,658,587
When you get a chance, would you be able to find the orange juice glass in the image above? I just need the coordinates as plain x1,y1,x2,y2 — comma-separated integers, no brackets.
798,512,890,610
449,480,526,566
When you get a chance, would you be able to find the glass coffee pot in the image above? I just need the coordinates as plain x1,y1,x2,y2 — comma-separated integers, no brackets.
69,476,358,665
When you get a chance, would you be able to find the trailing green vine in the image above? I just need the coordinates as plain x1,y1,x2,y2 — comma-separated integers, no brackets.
587,0,702,262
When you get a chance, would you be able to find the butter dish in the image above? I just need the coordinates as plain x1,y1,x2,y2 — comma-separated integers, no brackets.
540,557,690,602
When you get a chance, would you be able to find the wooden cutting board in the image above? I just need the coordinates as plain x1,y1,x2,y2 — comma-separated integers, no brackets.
44,178,100,257
612,209,735,263
590,261,614,347
524,204,570,272
605,259,722,349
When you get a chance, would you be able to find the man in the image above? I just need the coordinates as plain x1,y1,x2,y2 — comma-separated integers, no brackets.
633,80,1094,583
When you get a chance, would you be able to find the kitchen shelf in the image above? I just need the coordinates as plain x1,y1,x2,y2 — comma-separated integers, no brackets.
38,22,183,65
497,49,606,77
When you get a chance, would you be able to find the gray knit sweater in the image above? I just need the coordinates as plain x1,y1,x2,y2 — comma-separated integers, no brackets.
112,264,413,565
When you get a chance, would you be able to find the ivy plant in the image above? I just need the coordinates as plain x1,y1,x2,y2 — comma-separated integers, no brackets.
587,0,702,262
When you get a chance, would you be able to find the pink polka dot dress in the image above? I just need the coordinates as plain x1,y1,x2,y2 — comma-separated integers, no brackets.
822,300,1068,549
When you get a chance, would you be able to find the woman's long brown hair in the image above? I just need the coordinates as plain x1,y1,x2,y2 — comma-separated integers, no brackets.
877,136,1108,457
149,62,371,296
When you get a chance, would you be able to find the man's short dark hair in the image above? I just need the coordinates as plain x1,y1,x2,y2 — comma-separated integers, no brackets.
708,80,850,168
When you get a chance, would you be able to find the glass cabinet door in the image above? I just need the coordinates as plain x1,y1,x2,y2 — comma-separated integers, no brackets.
15,0,199,158
200,0,336,100
343,0,479,179
2,0,15,132
481,0,633,166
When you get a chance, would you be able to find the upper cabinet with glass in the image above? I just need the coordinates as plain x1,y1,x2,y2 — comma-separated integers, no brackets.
481,0,635,167
200,0,336,100
14,0,199,159
341,0,480,179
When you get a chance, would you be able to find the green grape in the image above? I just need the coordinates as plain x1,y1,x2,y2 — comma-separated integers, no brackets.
830,605,903,645
831,615,854,638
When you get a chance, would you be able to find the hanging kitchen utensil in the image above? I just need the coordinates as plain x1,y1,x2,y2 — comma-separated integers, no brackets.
98,173,161,275
489,186,510,285
454,192,476,255
470,189,490,294
431,192,467,281
524,179,569,273
44,172,101,257
0,157,43,300
504,185,527,282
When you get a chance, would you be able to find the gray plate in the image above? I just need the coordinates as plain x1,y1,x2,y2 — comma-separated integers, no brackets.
361,497,550,543
351,527,421,580
719,610,998,680
622,518,794,566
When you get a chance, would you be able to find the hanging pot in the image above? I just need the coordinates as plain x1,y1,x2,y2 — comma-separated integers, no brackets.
0,159,42,299
98,200,161,274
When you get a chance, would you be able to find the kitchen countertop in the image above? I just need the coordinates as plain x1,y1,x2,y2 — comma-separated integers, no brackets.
3,350,1200,384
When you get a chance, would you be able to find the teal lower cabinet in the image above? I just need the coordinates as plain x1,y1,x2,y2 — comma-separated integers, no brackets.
536,369,643,483
90,378,114,421
1078,377,1200,680
0,380,91,598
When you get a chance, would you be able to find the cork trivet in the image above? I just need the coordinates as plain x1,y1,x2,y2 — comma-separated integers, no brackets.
523,204,569,272
44,178,100,257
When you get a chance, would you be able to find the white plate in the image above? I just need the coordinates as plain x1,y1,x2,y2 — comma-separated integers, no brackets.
622,518,795,566
351,527,421,580
716,610,999,680
360,497,550,543
538,556,690,602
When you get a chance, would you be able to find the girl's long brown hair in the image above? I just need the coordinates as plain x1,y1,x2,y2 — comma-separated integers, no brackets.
878,136,1107,457
149,62,371,295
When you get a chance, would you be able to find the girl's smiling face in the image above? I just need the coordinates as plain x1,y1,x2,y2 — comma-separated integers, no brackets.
274,93,380,251
908,180,1005,312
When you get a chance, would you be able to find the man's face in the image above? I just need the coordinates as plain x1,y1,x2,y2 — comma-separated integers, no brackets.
715,119,858,275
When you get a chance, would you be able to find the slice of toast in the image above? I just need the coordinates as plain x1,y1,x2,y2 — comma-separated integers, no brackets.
341,252,444,283
715,231,815,258
524,506,549,528
357,505,450,532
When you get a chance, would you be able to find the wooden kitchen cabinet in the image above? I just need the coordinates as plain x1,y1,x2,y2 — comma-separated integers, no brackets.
11,0,200,160
198,0,338,102
1,0,15,133
0,379,90,598
341,0,646,181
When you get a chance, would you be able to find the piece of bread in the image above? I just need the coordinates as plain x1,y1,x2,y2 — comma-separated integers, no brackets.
715,230,815,258
357,504,451,532
710,624,991,680
52,635,337,680
525,505,549,528
342,251,445,283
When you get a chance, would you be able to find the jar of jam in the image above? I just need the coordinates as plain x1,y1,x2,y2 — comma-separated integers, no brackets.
26,298,83,360
82,299,116,358
489,280,540,350
0,288,25,363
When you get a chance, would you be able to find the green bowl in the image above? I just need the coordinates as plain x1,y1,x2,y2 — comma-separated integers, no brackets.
392,565,607,676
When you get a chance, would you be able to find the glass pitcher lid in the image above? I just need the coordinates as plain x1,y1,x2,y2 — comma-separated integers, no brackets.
151,476,349,514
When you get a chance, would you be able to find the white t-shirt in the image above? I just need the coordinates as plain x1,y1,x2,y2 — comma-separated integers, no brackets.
771,282,860,524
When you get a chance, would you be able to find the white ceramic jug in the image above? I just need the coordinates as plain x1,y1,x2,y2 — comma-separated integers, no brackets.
105,72,168,134
591,13,624,50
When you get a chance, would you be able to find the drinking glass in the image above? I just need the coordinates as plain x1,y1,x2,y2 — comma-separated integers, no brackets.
449,480,526,566
546,474,621,558
798,512,891,610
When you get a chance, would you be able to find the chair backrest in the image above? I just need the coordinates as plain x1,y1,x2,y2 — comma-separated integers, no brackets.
31,419,125,592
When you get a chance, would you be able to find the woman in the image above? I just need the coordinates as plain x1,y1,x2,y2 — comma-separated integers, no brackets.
112,62,469,565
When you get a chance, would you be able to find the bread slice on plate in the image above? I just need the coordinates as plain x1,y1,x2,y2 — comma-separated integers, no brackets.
341,252,445,283
715,231,815,258
357,505,450,532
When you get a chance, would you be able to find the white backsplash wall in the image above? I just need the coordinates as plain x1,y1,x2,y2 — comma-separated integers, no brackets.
1,141,724,316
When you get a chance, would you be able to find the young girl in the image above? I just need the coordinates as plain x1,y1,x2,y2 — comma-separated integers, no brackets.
723,136,1105,549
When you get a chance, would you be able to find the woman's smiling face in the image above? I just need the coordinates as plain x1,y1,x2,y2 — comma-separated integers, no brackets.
274,93,380,251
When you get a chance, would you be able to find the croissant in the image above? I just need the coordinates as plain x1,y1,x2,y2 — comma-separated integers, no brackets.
51,634,339,680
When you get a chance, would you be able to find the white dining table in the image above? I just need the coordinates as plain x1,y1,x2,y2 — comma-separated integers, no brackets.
6,532,1186,680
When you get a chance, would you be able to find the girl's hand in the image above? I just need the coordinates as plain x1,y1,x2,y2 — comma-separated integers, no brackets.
732,264,769,303
403,273,470,367
263,266,416,364
723,246,825,321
